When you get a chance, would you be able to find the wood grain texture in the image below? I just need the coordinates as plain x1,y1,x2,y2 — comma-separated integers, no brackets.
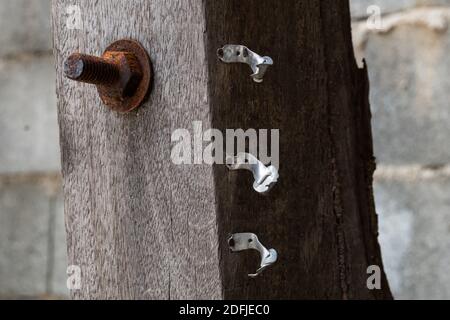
206,0,391,299
53,0,392,299
53,0,222,299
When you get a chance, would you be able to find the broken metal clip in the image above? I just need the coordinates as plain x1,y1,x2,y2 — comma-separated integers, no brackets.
226,153,279,194
217,45,273,83
228,233,278,278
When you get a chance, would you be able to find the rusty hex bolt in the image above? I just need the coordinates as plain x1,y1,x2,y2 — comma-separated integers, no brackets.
64,39,152,113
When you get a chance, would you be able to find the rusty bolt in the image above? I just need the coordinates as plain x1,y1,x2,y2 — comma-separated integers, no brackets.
64,39,152,113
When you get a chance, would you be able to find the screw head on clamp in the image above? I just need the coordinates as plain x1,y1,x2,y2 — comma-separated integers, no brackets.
64,39,152,113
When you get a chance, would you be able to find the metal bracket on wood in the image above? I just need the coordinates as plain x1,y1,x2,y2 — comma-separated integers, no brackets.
228,233,278,278
226,153,279,194
217,45,273,83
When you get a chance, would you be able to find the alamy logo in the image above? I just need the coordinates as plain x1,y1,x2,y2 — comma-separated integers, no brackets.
67,265,82,290
367,5,383,30
367,265,381,290
66,5,82,30
171,121,280,169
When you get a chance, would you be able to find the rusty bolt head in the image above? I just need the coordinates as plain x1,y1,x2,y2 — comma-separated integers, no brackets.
64,39,152,113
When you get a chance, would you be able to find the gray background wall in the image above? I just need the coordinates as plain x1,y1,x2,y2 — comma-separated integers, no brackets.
351,0,450,299
0,0,449,299
0,0,67,298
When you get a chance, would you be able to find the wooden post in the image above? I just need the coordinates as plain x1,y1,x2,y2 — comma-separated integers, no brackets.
52,0,392,299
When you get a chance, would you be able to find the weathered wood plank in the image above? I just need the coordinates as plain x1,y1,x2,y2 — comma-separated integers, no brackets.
204,0,390,299
53,0,222,299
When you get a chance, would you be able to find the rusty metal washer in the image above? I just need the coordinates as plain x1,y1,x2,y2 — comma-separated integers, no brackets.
64,39,152,113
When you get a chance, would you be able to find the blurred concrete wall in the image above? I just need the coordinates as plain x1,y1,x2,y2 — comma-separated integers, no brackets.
0,0,449,300
351,0,450,299
0,0,67,298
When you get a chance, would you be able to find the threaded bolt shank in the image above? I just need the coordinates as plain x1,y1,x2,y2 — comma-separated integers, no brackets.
64,53,120,86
